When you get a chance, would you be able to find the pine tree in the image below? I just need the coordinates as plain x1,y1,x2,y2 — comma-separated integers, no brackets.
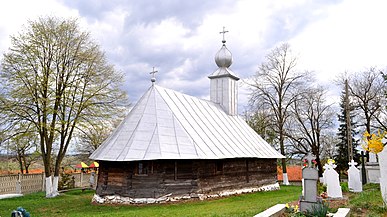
334,89,360,177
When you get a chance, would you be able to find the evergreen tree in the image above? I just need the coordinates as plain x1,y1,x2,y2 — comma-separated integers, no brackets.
335,89,360,177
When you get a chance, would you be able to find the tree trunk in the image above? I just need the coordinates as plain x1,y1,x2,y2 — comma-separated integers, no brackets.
17,151,24,174
279,127,289,185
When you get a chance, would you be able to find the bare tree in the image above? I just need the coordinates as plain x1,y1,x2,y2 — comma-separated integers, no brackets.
9,129,40,174
378,70,387,131
248,43,310,184
75,105,127,154
244,106,277,145
286,86,335,177
0,121,41,174
0,16,127,197
347,68,385,160
348,68,385,132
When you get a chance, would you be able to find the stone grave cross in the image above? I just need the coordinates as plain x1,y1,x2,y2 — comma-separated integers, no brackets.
347,159,362,192
305,152,314,167
300,153,321,212
321,164,330,185
325,161,343,198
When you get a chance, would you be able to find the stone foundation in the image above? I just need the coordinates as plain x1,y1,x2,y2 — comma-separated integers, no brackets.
92,183,280,204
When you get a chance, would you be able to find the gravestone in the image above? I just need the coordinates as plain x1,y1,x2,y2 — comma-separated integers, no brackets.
324,161,342,198
299,153,322,212
321,164,330,185
347,160,362,192
363,139,381,183
378,144,387,205
15,174,21,194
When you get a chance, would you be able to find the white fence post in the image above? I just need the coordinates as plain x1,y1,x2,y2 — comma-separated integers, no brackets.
80,172,83,187
16,173,21,194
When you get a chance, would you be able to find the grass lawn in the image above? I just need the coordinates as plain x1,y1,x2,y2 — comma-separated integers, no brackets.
0,185,301,217
347,183,387,216
1,184,386,216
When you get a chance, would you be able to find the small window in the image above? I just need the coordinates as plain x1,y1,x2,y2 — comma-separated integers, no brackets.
136,162,148,175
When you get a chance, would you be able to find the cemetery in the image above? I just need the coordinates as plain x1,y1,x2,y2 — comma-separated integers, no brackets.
0,8,387,217
1,150,387,216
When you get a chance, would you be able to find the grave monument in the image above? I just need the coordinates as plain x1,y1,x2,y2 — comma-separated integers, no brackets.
299,153,322,212
347,160,362,192
324,161,342,198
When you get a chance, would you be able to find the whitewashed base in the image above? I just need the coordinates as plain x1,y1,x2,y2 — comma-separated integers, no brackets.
282,173,290,185
45,177,52,198
45,176,60,198
92,183,280,204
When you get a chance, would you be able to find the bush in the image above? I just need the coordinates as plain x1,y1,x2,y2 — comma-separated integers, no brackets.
340,182,349,192
304,201,329,217
317,182,326,194
58,171,73,190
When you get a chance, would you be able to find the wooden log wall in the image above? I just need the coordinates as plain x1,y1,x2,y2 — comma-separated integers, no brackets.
96,158,277,198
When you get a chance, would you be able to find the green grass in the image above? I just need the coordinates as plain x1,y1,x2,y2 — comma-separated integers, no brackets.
0,186,301,217
347,183,387,216
2,184,385,217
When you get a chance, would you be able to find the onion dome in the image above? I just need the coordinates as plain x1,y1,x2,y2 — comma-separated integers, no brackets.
215,44,233,68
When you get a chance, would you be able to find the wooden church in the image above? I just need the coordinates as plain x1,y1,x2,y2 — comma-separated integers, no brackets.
90,33,283,204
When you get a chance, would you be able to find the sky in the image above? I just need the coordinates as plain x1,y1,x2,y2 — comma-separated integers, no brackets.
1,0,387,112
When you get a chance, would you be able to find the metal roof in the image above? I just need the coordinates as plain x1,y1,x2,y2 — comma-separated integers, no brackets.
90,85,284,161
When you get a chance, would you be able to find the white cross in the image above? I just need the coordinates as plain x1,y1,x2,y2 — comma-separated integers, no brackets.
150,67,158,83
219,26,229,43
304,152,315,168
348,159,358,167
323,164,330,171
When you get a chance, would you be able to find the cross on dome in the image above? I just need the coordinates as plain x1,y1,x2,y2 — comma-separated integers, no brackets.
219,26,229,44
150,67,158,83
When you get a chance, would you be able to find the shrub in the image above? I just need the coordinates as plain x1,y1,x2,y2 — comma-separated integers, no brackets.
304,201,329,217
340,182,349,192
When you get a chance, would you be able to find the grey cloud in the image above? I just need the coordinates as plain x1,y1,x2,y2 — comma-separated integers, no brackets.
62,0,235,27
60,0,343,106
261,1,342,48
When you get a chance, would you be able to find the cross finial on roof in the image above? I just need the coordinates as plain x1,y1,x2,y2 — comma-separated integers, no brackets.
150,67,158,83
219,26,228,44
304,152,315,168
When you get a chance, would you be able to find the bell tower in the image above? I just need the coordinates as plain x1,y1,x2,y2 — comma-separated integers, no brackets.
208,27,239,116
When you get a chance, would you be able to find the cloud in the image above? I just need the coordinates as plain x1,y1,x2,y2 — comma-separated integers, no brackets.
290,0,387,83
0,0,78,52
1,0,385,113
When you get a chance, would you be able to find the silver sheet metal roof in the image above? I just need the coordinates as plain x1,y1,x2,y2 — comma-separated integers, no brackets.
90,85,284,161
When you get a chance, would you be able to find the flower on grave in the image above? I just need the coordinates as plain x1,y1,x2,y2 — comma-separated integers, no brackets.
362,130,386,154
285,203,299,213
312,159,317,166
294,205,299,212
320,192,328,199
327,159,335,164
302,158,317,168
302,159,307,167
